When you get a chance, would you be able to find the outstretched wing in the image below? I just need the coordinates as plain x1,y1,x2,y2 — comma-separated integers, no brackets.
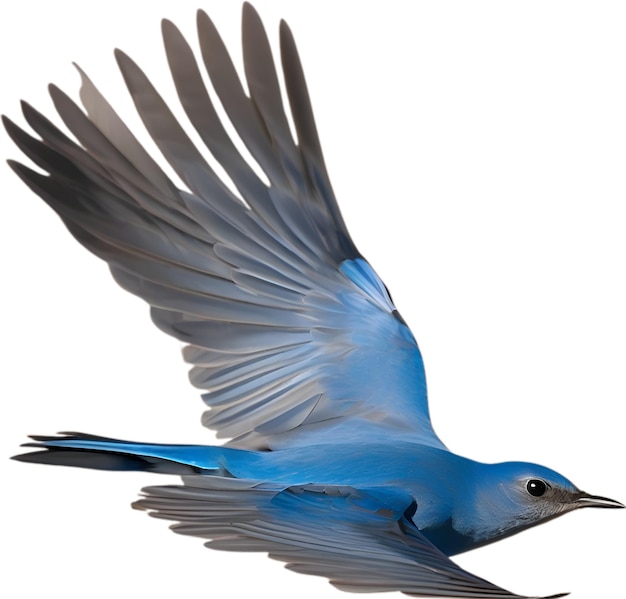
4,3,443,450
136,478,562,599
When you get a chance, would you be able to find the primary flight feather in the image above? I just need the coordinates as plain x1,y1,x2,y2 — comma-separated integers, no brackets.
6,4,623,598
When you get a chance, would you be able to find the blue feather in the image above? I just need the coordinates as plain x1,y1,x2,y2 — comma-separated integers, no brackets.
6,4,622,599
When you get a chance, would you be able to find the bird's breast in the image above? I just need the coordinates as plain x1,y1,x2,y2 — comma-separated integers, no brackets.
417,518,478,556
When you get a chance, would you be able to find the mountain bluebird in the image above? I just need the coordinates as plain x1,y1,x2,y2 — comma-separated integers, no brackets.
6,4,623,598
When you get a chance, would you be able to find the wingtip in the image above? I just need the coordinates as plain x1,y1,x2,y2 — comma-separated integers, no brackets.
72,62,92,100
241,1,262,35
241,1,261,21
47,82,71,107
114,48,141,82
196,8,212,29
6,158,24,175
113,47,130,66
279,18,294,41
161,18,176,35
1,113,13,131
19,99,33,117
72,61,90,84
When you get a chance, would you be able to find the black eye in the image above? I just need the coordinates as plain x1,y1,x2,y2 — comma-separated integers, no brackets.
527,479,547,497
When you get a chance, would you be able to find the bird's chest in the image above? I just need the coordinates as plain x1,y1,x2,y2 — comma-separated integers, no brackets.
404,477,479,556
418,518,477,556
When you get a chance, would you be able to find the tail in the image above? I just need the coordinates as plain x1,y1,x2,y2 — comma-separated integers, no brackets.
12,432,239,475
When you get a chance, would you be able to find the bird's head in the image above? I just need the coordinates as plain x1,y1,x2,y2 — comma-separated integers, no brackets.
457,460,623,546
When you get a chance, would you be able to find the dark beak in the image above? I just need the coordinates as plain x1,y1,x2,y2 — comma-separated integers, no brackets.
574,492,624,509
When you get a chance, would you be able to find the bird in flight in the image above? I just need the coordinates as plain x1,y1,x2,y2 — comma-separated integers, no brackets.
6,3,623,598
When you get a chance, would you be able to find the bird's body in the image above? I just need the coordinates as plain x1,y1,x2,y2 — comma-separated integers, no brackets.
4,3,623,598
17,432,586,559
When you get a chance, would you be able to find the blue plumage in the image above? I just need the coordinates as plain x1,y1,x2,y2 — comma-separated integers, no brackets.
6,4,623,599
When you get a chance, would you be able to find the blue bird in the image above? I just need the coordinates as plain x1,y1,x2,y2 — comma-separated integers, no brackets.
5,3,623,598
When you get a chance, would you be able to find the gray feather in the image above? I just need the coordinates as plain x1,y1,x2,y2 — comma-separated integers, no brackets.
134,478,536,598
5,4,441,452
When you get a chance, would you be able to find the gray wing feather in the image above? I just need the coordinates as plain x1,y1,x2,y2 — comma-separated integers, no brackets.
197,9,293,193
242,5,308,195
76,64,181,201
5,4,441,450
162,19,266,205
134,478,553,599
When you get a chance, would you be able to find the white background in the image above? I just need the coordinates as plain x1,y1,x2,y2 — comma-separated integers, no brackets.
1,1,625,598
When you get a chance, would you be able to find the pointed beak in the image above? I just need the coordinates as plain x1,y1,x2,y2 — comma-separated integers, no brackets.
573,492,625,509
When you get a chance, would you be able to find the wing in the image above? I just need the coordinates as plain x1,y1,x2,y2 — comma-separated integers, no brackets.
135,478,563,599
4,3,443,450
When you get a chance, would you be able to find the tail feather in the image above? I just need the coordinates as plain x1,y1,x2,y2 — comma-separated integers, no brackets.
12,432,232,475
12,447,202,474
